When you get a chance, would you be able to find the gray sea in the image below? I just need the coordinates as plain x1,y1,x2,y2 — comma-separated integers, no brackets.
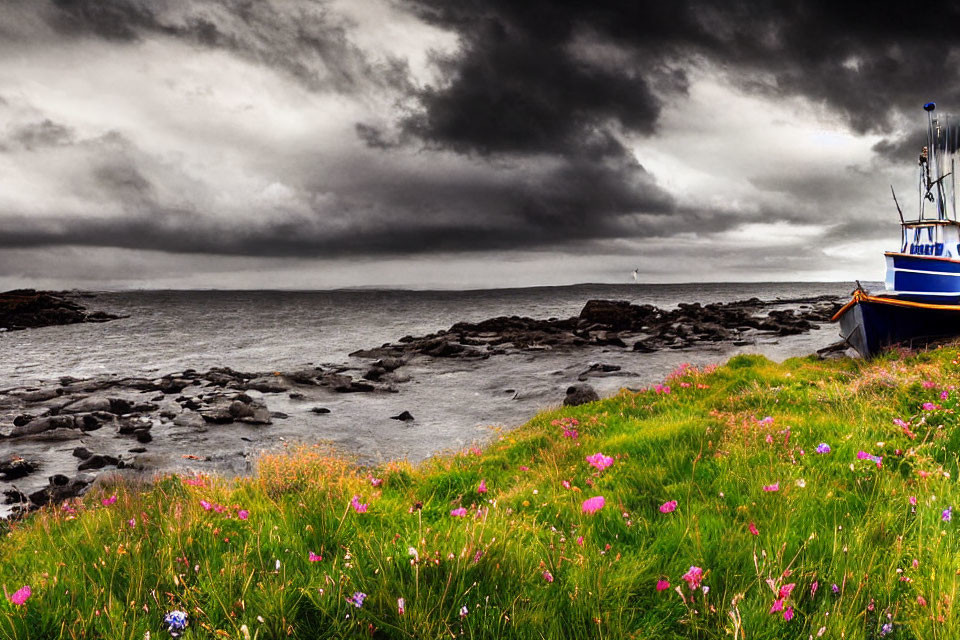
0,282,858,469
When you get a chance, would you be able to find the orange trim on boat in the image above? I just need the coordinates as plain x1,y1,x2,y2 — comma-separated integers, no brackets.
884,252,960,264
831,289,960,322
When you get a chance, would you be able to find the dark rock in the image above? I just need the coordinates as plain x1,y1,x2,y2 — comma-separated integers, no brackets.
579,300,645,330
135,431,153,443
244,377,289,393
61,396,111,413
158,378,190,394
128,447,147,453
563,384,600,407
12,414,34,427
10,414,76,437
73,447,94,460
0,457,37,480
270,411,288,419
363,366,387,381
311,407,331,414
199,407,234,424
228,401,256,419
78,454,121,470
390,410,415,421
288,392,305,400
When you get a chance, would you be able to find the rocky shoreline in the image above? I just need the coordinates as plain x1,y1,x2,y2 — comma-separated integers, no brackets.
0,289,124,331
0,294,843,517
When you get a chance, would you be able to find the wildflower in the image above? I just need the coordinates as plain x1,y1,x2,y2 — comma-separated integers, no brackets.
478,479,487,494
779,583,795,599
542,570,554,583
656,579,670,591
576,536,584,545
816,443,830,454
748,522,759,536
350,495,368,513
763,483,779,492
128,518,136,528
102,495,117,506
769,598,784,613
759,416,774,425
347,592,367,608
370,477,383,487
893,418,909,428
472,549,483,563
654,384,671,394
586,453,614,471
923,402,937,411
811,581,818,596
163,611,188,637
943,506,953,522
450,507,467,517
942,390,950,400
581,496,606,514
918,595,927,606
308,552,322,562
460,605,468,618
681,566,703,590
832,584,839,594
397,598,405,615
909,496,917,506
199,500,212,511
923,380,936,388
562,427,579,439
659,500,677,514
881,623,893,636
561,480,571,489
796,479,806,488
783,606,794,622
7,585,31,606
238,509,249,520
408,547,419,561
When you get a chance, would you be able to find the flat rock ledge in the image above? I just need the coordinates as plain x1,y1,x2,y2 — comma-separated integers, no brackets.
0,289,124,331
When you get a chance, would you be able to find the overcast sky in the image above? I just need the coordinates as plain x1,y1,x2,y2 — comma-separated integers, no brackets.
1,0,957,290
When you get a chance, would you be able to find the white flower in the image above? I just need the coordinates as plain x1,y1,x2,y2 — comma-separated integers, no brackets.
275,559,281,571
796,479,806,488
408,547,419,560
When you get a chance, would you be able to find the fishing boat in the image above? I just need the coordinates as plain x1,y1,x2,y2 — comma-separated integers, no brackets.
834,102,960,356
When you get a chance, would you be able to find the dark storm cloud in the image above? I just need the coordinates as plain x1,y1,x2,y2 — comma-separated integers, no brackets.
44,0,409,93
401,0,960,157
9,119,75,150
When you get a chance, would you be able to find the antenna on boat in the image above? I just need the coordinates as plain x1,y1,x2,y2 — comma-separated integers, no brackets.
891,185,905,225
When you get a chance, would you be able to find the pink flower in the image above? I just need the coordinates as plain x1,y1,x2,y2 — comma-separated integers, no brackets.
779,583,795,599
783,606,794,622
581,496,606,514
199,500,212,511
759,416,774,425
397,597,405,615
101,495,117,506
8,585,30,606
127,518,136,528
542,571,554,583
656,579,670,591
350,495,368,513
450,507,468,517
586,453,614,471
748,522,759,536
370,477,383,487
576,536,584,546
654,384,671,394
923,380,936,389
308,551,322,562
478,479,487,494
519,466,530,471
918,595,927,607
763,483,779,492
769,598,784,613
942,390,950,400
681,566,703,590
923,402,938,411
237,509,249,520
811,581,818,597
561,480,571,489
910,496,917,506
659,500,677,514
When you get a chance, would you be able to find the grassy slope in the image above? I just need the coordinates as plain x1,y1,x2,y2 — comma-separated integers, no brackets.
3,346,960,639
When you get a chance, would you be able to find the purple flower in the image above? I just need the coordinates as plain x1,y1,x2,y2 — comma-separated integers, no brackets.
831,583,839,594
347,591,367,608
943,506,953,522
881,622,894,636
816,443,830,454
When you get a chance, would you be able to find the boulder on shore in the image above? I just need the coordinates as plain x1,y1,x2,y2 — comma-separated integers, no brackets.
563,384,600,407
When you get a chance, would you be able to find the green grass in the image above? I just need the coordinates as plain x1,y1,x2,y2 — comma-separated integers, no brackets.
5,345,960,638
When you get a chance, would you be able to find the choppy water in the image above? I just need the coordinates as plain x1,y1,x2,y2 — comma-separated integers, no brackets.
0,283,858,467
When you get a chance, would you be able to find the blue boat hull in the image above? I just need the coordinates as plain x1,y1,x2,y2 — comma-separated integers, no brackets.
886,253,960,304
837,296,960,357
